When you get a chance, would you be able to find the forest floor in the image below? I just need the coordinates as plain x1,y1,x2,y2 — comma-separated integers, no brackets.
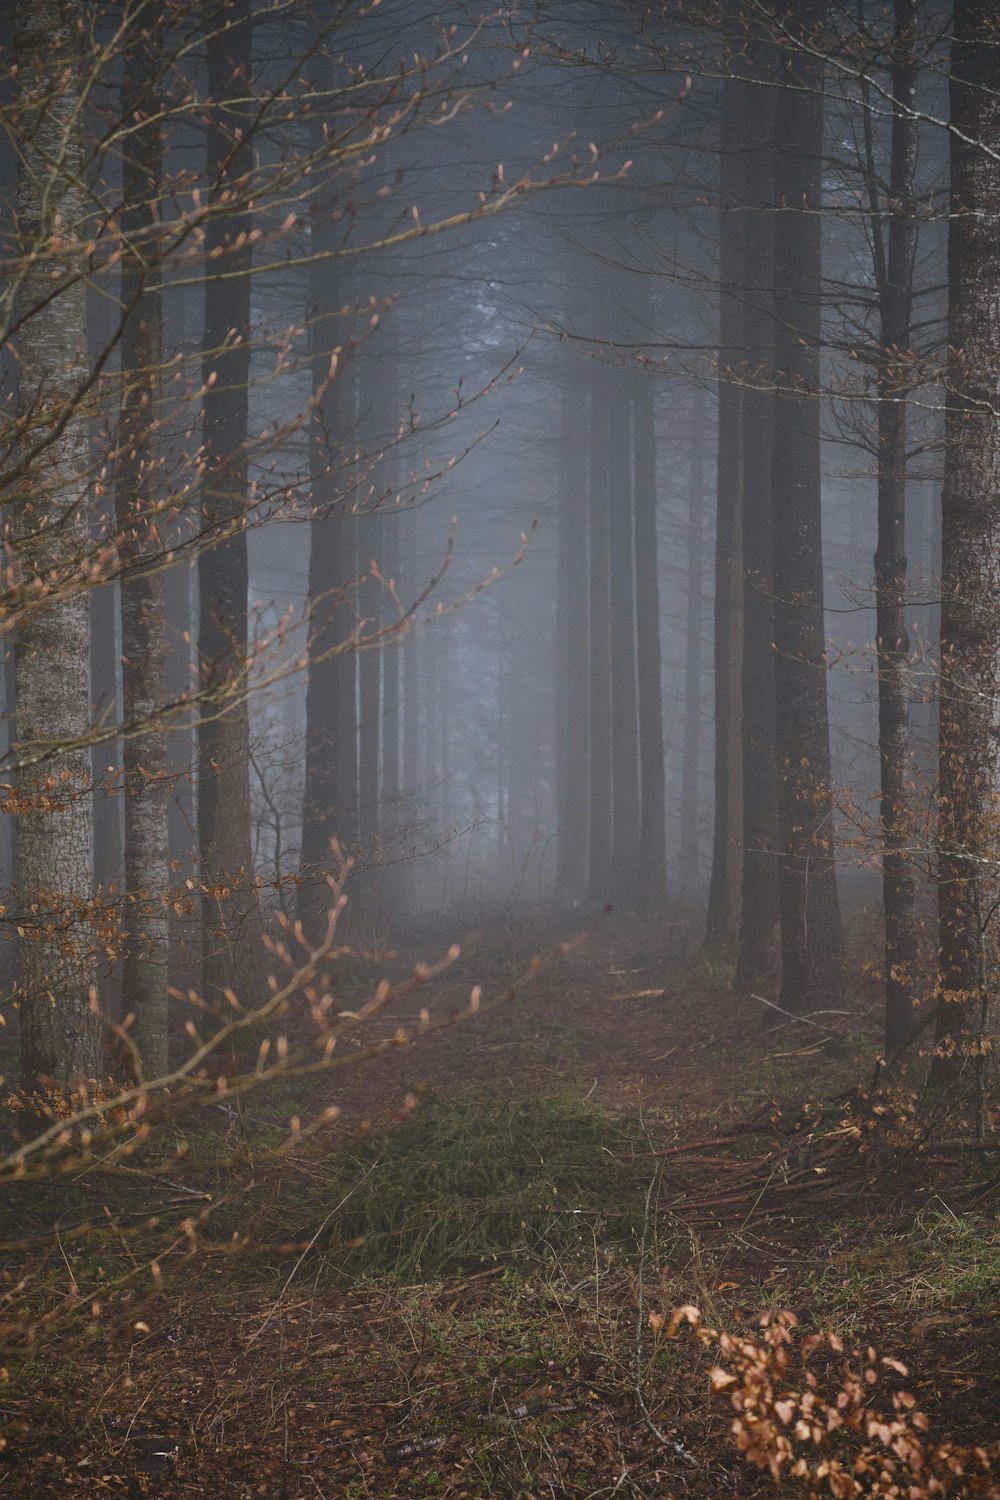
1,909,999,1497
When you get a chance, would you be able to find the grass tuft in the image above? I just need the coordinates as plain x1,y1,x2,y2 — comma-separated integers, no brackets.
286,1093,660,1281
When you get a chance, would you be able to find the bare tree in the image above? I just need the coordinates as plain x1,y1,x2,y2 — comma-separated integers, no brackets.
12,0,102,1086
115,21,170,1076
197,0,261,1003
932,0,1000,1088
770,0,845,1010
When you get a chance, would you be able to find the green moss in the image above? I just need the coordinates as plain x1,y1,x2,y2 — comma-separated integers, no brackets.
273,1094,662,1281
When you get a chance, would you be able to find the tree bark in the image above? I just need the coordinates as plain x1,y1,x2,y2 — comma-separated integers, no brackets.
587,360,613,902
632,339,667,908
735,60,780,993
873,0,920,1059
356,506,382,852
680,385,706,872
770,0,845,1011
14,0,102,1087
116,25,170,1075
555,354,590,902
197,0,261,1003
932,0,1000,1087
609,362,641,905
707,62,745,948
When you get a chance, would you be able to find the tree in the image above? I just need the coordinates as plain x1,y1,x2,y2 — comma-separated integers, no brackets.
555,344,590,903
632,304,668,908
932,0,1000,1088
609,349,641,904
12,0,102,1087
706,55,745,950
867,0,921,1059
769,0,845,1011
587,355,613,901
680,384,706,873
735,50,780,994
197,0,261,1003
115,21,170,1077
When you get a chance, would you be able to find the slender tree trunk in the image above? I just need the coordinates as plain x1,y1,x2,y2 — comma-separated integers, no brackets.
298,51,359,930
609,363,641,905
197,0,260,1002
633,343,667,908
770,0,845,1011
381,502,401,858
401,508,420,906
14,0,101,1086
356,509,382,851
707,66,745,947
555,356,589,901
932,0,1000,1087
587,360,613,902
681,386,706,871
873,0,920,1059
736,61,780,993
116,28,170,1075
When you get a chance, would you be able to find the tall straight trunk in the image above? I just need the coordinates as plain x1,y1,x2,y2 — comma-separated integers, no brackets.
735,62,780,992
495,614,507,878
400,507,420,905
377,323,402,858
770,0,845,1011
587,360,613,901
197,0,260,1002
707,65,745,947
632,346,667,907
87,269,122,1015
609,364,641,904
381,505,401,851
116,28,170,1075
680,385,706,869
425,619,440,826
555,357,590,901
89,550,121,895
356,507,382,848
873,0,920,1058
14,0,101,1086
438,614,451,842
932,0,1000,1086
298,52,358,929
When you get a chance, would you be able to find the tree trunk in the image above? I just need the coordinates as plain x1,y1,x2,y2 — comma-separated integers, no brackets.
197,0,260,1004
381,499,402,864
632,339,667,908
401,507,420,906
707,63,745,948
555,355,590,902
356,508,382,852
735,61,780,993
587,360,613,902
872,0,920,1060
680,385,706,872
293,34,347,929
609,363,641,905
932,0,1000,1087
770,0,845,1012
116,26,170,1075
14,0,101,1087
